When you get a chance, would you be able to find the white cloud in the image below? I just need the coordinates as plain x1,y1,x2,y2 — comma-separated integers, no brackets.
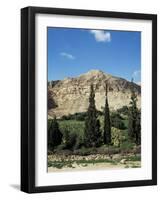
132,70,141,83
132,70,141,77
90,30,111,42
60,52,75,60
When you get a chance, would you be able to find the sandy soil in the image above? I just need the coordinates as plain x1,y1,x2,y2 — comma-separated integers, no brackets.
48,161,141,172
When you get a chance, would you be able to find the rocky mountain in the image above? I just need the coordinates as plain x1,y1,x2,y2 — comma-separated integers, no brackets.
48,70,141,118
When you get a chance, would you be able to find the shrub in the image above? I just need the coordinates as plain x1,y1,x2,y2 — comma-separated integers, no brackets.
63,128,77,150
107,145,120,155
48,117,63,150
61,115,71,120
97,145,109,154
111,112,126,130
117,106,129,115
74,147,97,156
61,112,88,121
111,127,125,147
120,141,135,155
73,135,84,150
55,143,66,151
74,112,87,121
59,120,85,137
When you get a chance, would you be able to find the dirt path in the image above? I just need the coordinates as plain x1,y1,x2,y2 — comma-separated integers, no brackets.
48,161,141,172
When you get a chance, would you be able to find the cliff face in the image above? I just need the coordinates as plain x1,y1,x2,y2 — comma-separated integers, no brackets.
48,70,141,118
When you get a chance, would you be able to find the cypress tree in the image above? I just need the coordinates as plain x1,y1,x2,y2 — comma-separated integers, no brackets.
84,84,102,147
103,82,111,144
48,116,63,149
128,79,141,145
136,110,141,145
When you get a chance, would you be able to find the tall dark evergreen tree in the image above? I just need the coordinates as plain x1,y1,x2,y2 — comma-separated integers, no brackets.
103,82,111,144
128,79,141,145
84,84,102,147
48,116,63,149
136,110,141,145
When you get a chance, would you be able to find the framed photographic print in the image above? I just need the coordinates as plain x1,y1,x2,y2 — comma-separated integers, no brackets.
21,6,157,193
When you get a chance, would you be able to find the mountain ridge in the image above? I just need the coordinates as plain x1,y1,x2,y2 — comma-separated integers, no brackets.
48,69,141,118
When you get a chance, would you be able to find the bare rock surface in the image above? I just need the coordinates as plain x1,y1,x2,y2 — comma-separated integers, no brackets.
48,70,141,118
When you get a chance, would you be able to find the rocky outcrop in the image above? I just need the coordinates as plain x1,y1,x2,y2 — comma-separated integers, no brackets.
48,70,141,118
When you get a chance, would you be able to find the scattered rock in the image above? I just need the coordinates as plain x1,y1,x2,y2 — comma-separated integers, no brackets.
120,159,127,164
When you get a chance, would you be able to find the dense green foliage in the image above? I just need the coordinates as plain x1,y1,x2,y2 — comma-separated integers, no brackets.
103,83,111,144
58,120,85,136
63,128,77,149
128,80,141,145
48,117,63,150
84,84,102,147
61,112,87,121
136,110,141,144
111,112,126,130
111,127,125,147
117,106,129,115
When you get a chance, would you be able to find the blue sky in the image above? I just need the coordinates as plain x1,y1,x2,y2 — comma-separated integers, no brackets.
48,28,141,83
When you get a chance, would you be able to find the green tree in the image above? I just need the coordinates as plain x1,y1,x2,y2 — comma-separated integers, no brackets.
103,83,111,144
84,84,102,147
128,79,141,145
63,127,77,149
136,110,141,145
48,116,63,149
111,112,126,130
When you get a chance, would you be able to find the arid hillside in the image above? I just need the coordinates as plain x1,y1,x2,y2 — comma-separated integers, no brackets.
48,70,141,118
